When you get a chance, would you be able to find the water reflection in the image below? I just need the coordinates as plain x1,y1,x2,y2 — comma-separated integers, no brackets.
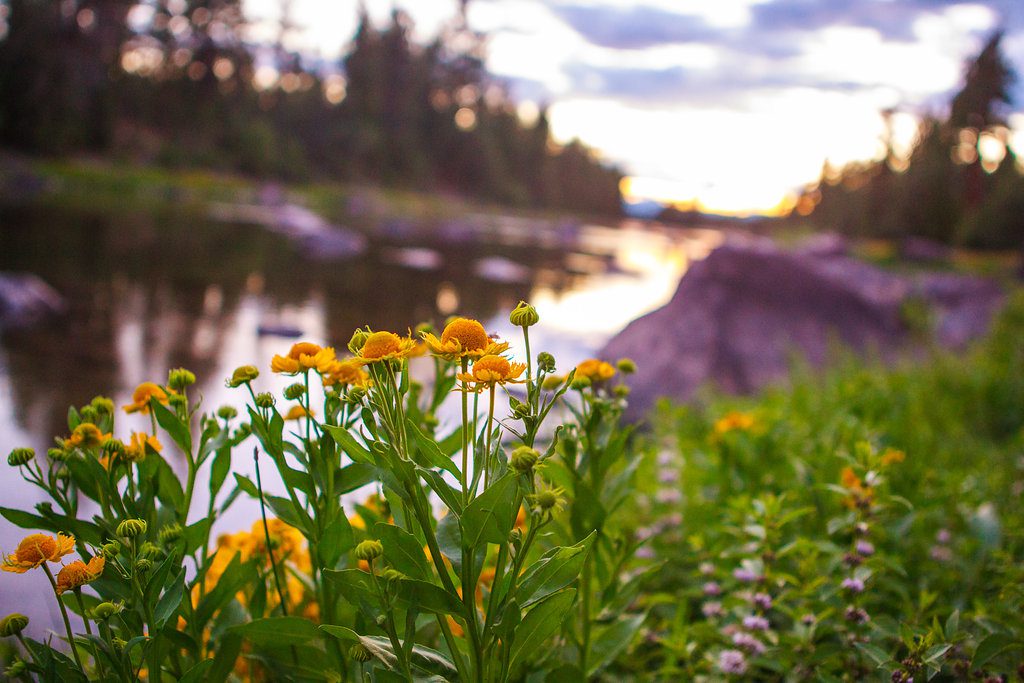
0,202,720,634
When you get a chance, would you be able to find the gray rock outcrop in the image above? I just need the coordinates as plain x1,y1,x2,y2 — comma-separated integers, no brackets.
600,235,1005,419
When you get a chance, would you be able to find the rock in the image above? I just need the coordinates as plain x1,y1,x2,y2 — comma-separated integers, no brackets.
0,273,66,329
600,236,1004,420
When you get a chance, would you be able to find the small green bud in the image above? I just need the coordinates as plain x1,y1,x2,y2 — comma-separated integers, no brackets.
111,637,127,651
530,489,563,513
0,613,29,637
55,466,70,481
283,383,306,400
47,447,67,462
509,397,530,419
167,368,196,391
616,358,637,374
348,328,371,355
217,405,238,420
158,523,183,546
380,568,405,584
91,602,123,621
254,392,276,409
102,541,121,559
345,386,367,404
79,406,100,425
117,519,147,539
510,301,540,327
91,396,115,414
614,385,631,398
536,352,556,373
232,423,252,440
414,321,435,337
102,438,125,455
350,642,374,662
168,393,187,409
227,365,260,388
510,446,539,473
5,659,26,676
570,376,592,391
138,542,161,560
7,447,34,467
135,558,153,573
354,540,383,562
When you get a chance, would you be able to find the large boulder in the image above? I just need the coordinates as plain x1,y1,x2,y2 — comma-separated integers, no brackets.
600,235,1004,419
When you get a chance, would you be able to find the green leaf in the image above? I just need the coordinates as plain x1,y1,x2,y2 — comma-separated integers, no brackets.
230,616,319,646
587,613,645,676
193,555,258,628
509,588,577,674
178,660,213,683
335,462,378,494
855,642,892,668
323,569,381,620
233,472,259,497
516,531,595,607
461,473,519,547
206,633,242,683
973,632,1019,669
944,610,960,640
393,579,463,615
154,570,186,629
319,627,457,678
376,523,430,581
209,447,232,498
417,467,463,515
320,514,355,569
322,424,374,465
150,397,192,455
406,418,460,477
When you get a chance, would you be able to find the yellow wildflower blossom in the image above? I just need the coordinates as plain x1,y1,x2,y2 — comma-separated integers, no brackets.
881,448,905,466
713,411,756,436
422,317,510,361
575,359,616,382
55,556,105,594
2,533,76,573
123,382,171,414
355,331,418,364
271,342,333,375
284,405,315,421
321,358,371,388
123,432,162,463
456,354,527,391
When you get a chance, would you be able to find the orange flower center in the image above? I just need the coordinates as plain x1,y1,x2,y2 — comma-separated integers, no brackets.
473,355,511,381
361,332,401,360
16,534,55,564
288,342,322,359
441,318,489,351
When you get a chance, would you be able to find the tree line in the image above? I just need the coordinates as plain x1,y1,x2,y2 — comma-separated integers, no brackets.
799,33,1022,250
0,0,623,215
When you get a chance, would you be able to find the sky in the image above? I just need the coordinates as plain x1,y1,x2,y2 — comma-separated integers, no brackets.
245,0,1024,215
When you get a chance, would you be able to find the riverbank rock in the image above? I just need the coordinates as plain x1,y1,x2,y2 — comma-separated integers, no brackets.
600,235,1005,420
0,273,66,329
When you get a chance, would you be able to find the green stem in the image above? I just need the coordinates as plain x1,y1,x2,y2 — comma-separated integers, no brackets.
580,555,592,672
370,564,413,679
461,358,470,503
484,386,496,490
43,563,85,671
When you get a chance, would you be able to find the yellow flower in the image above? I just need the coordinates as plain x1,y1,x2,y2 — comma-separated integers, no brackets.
271,341,331,375
123,382,171,414
284,405,315,421
2,533,76,573
123,432,162,463
355,331,418,364
64,423,108,449
840,466,874,509
456,354,527,391
55,556,105,594
575,358,616,383
422,317,509,361
881,448,905,466
713,411,756,436
321,358,371,388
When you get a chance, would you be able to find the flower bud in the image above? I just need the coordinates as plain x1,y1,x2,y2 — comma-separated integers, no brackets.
168,393,187,409
350,642,373,662
91,602,122,621
348,328,371,355
536,352,556,373
541,375,564,390
55,466,70,481
509,301,540,328
117,519,147,539
614,385,631,398
138,542,161,560
232,423,252,441
135,558,153,573
102,438,125,456
254,393,276,409
158,523,183,546
616,358,637,374
570,376,592,391
414,322,435,337
345,387,367,404
7,447,34,467
283,383,306,401
217,405,238,421
111,637,127,651
530,489,563,513
5,659,26,676
91,396,115,414
227,365,260,388
0,613,29,637
47,447,67,462
354,540,383,562
102,541,121,559
380,568,405,584
167,368,196,391
510,446,539,474
79,406,100,425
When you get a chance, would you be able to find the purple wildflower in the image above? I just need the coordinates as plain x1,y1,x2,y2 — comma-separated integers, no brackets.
699,561,715,576
703,582,722,596
701,601,724,618
743,615,770,631
718,649,748,675
800,613,816,625
841,577,865,593
733,567,759,583
732,631,766,654
929,545,953,562
655,489,682,505
936,529,951,544
855,540,875,556
752,592,772,610
844,606,869,624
